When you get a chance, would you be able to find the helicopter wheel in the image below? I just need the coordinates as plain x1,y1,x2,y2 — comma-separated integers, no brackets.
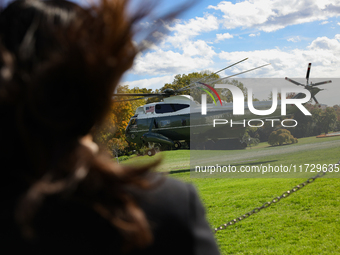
147,149,156,156
174,142,181,150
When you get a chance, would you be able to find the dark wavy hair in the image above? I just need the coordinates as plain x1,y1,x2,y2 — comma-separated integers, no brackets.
0,0,183,250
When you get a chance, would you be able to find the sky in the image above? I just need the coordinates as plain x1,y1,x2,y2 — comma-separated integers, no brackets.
2,0,339,104
115,0,340,106
64,0,340,105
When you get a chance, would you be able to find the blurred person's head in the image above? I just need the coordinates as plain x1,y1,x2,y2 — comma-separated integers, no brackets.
0,0,180,250
0,0,137,159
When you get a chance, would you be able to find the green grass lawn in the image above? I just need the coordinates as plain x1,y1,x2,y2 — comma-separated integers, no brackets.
122,136,340,254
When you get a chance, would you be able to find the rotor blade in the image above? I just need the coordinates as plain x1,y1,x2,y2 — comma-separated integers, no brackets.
285,77,304,86
312,95,319,104
311,80,332,86
208,63,271,84
176,58,249,92
306,63,311,79
112,93,165,97
113,96,162,102
205,57,249,78
195,58,249,84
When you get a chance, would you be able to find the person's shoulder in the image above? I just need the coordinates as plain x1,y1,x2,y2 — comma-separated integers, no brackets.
145,175,196,198
135,175,198,219
130,175,220,255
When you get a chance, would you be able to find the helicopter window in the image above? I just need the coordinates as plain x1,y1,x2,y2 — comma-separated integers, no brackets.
129,118,137,129
173,104,189,111
155,104,189,114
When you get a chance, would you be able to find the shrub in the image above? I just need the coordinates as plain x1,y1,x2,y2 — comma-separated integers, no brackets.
268,129,298,146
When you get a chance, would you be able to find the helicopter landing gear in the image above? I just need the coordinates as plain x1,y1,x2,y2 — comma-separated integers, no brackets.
146,142,158,156
147,148,156,156
173,142,181,150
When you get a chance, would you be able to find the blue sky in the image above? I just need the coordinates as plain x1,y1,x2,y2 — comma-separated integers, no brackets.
116,0,340,105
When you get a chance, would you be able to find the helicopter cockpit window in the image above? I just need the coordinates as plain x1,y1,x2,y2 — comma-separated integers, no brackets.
129,118,137,128
155,104,189,114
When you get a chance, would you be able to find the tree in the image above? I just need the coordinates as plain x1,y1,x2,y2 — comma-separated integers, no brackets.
268,92,296,100
93,85,145,157
160,72,219,103
219,79,248,103
160,72,248,104
290,104,339,137
309,106,337,135
321,107,337,134
241,128,260,148
268,129,298,146
257,121,279,142
290,103,314,138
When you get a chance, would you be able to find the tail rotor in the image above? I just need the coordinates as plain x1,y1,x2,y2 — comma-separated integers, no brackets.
285,63,331,104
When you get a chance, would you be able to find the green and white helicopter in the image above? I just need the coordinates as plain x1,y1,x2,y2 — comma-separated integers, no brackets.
114,61,331,156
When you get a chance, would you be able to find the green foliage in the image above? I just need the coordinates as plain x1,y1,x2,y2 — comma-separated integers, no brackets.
321,107,337,134
117,154,137,162
241,127,260,148
160,71,248,104
268,92,296,100
162,72,218,94
291,104,339,137
268,129,297,146
257,121,278,142
93,85,146,157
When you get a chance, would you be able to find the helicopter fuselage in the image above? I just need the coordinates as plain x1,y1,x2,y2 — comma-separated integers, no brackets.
125,94,304,149
124,63,329,151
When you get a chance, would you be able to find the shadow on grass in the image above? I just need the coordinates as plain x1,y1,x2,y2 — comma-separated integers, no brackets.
169,169,191,174
168,160,278,174
232,160,278,166
267,143,297,148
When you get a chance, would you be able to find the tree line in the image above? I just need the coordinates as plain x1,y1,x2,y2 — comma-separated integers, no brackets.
92,72,340,156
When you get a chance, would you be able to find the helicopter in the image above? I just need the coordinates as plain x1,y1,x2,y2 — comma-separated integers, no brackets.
115,61,331,156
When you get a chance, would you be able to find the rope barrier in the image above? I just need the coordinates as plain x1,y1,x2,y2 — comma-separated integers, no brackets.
214,159,340,233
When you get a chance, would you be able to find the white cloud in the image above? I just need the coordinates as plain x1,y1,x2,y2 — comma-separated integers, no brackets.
321,21,329,25
127,34,340,105
287,36,301,42
218,34,340,78
132,47,215,76
208,0,340,32
249,33,260,37
308,35,340,52
182,40,216,58
165,14,219,48
132,31,340,80
131,14,219,76
216,33,233,42
167,15,219,35
122,75,175,90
